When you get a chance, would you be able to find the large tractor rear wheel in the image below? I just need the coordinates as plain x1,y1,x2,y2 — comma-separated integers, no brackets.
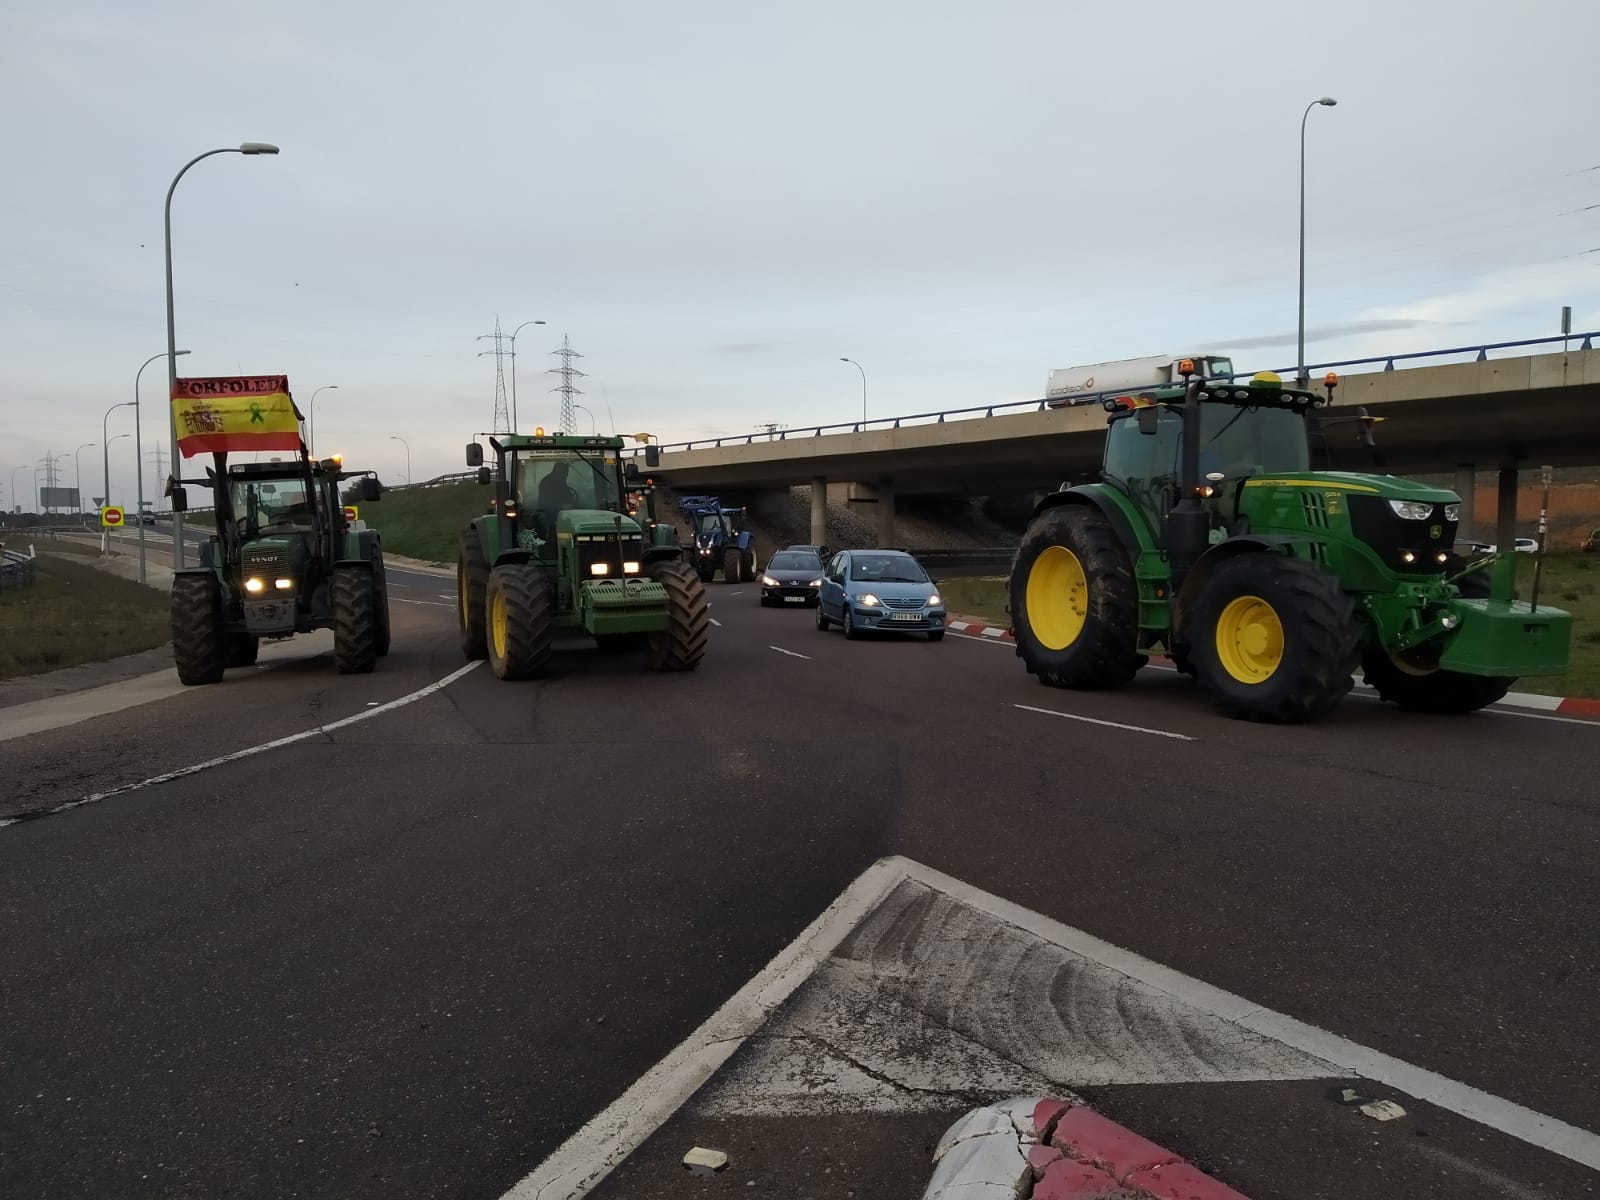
333,565,379,674
1189,554,1359,722
722,547,741,584
224,633,260,669
1361,561,1513,713
171,573,226,686
647,560,710,670
487,563,553,680
458,529,489,660
1009,504,1141,689
372,552,392,657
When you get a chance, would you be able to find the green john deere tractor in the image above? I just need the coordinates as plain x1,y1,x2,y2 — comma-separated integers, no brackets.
457,431,709,678
1010,368,1571,722
169,452,390,685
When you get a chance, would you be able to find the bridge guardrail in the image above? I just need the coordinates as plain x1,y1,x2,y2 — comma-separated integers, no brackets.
624,332,1600,457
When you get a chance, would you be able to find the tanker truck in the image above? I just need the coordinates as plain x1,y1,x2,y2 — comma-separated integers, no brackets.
1046,352,1235,407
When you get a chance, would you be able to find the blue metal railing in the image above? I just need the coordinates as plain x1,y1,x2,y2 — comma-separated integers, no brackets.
625,332,1598,458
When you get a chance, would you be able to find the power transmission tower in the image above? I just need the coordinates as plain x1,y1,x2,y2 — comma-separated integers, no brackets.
146,447,166,511
548,335,586,435
477,316,513,435
755,422,787,441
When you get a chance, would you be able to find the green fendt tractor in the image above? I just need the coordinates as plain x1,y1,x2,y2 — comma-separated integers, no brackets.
169,452,390,685
457,431,709,678
1010,367,1570,722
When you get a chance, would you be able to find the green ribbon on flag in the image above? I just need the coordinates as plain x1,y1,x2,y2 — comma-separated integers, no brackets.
249,402,265,424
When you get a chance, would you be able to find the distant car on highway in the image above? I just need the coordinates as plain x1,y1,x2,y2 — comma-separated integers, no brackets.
760,549,825,606
816,549,945,640
1465,537,1539,555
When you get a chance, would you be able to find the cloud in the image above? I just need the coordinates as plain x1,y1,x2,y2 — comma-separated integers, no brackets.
1225,318,1436,351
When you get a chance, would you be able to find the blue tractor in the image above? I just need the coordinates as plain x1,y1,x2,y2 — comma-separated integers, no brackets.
677,494,755,584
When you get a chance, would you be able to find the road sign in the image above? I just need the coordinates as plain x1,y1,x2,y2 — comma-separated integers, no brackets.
101,506,125,528
342,505,359,523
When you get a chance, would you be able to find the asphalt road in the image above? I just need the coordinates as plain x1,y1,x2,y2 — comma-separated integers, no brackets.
2,573,1597,1198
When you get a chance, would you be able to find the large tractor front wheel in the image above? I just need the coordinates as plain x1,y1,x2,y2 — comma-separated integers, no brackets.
171,574,226,686
647,560,710,670
741,548,757,583
722,547,742,585
1009,504,1141,690
458,530,489,660
224,633,260,669
372,551,392,658
1361,562,1513,713
486,564,553,680
333,565,379,674
1189,554,1359,722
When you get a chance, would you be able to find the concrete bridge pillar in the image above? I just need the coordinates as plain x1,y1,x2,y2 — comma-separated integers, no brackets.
1454,463,1475,541
810,476,827,548
877,478,896,548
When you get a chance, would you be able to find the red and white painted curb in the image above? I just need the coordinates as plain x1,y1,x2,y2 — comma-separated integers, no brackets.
923,1096,1245,1200
944,613,1600,719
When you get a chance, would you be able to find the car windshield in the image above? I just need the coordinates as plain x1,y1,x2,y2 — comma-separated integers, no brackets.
231,476,313,532
849,554,927,583
768,553,820,571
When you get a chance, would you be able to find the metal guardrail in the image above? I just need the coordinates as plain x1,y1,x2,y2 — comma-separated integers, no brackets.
1,547,37,591
623,332,1600,457
908,547,1015,575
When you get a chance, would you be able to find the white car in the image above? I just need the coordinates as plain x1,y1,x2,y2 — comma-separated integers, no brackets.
1466,538,1539,555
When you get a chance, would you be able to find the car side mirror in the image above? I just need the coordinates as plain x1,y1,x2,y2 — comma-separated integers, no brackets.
466,442,484,467
624,460,640,482
476,466,492,486
1136,407,1159,436
644,444,661,468
360,476,382,502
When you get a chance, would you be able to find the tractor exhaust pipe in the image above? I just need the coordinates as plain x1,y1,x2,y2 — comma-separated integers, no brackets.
1166,366,1209,585
1530,463,1552,612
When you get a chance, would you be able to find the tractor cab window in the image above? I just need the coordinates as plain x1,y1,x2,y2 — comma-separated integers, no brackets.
694,512,728,536
232,477,313,533
517,453,621,523
1196,403,1310,482
1103,407,1182,498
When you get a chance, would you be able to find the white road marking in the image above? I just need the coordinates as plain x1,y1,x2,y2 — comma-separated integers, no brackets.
768,645,811,660
505,856,1600,1199
393,597,453,608
0,662,482,831
709,618,723,627
729,591,743,596
1013,702,1194,742
438,592,454,600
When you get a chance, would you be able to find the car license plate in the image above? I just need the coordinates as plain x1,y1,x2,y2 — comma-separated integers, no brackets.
784,596,805,603
890,612,921,621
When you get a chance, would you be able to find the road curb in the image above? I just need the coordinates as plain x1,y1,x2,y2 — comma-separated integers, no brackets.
923,1095,1246,1199
384,553,454,577
943,613,1598,718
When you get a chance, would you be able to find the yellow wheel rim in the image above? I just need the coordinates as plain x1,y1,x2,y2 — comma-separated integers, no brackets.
1215,594,1284,684
1026,545,1089,651
490,586,508,659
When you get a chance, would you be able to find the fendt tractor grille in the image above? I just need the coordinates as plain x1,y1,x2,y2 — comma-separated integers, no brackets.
242,549,287,577
1300,491,1330,529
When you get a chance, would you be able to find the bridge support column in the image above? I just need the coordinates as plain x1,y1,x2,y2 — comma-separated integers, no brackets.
1495,466,1518,556
877,479,896,548
1453,463,1475,541
810,476,827,548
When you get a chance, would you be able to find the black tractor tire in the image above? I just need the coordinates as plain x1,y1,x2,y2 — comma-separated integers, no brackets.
486,564,553,680
698,559,715,583
171,574,227,686
333,565,379,675
1361,560,1513,713
1009,504,1141,690
458,529,489,660
224,633,260,669
742,549,757,583
722,547,742,584
372,551,392,657
646,560,710,671
1188,554,1359,723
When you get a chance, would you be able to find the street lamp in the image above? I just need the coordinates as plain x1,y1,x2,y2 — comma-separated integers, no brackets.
307,385,338,455
389,435,411,485
165,141,280,568
1298,97,1337,383
103,400,135,516
840,357,867,426
507,319,547,433
73,443,95,516
104,434,130,507
572,404,598,435
137,349,189,583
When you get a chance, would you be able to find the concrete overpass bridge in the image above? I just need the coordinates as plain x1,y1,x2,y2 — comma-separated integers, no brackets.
632,335,1600,552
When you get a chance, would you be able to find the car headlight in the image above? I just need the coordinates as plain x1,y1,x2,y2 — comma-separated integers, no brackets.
857,593,880,606
622,561,641,575
761,575,779,587
927,593,941,607
244,577,265,594
274,578,293,590
809,578,822,587
1443,503,1460,522
590,562,610,576
1389,499,1434,520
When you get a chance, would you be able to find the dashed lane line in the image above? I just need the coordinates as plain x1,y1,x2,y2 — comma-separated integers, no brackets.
1013,702,1194,742
768,645,812,660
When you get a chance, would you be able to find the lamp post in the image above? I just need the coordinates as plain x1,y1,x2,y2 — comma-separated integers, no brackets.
839,357,867,426
306,385,338,456
165,141,280,568
73,443,95,516
389,436,411,485
103,401,135,520
1298,97,1337,384
104,434,130,508
137,349,188,583
507,319,547,433
572,404,598,435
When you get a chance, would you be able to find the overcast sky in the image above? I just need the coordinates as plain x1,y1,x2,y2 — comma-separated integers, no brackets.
3,0,1598,508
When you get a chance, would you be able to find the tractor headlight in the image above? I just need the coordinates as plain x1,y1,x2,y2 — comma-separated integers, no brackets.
1389,499,1434,520
244,577,265,594
858,593,880,607
1442,613,1460,629
1443,503,1460,522
590,562,610,576
761,575,779,587
274,578,293,591
699,547,711,555
927,593,942,607
622,561,641,575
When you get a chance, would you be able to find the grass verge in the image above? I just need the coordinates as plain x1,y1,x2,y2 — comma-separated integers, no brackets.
0,546,170,680
938,554,1599,697
363,482,486,564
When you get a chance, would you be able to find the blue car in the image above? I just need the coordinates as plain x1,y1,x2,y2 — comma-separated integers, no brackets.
815,549,945,641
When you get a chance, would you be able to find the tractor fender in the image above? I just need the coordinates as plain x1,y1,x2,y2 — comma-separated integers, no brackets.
642,544,682,566
491,548,535,568
333,557,374,573
736,531,753,552
1031,485,1145,558
1173,534,1324,631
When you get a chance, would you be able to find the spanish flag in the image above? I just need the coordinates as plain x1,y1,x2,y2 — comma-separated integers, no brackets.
172,375,303,457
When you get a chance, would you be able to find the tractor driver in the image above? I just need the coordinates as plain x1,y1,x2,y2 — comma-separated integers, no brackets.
533,460,581,537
